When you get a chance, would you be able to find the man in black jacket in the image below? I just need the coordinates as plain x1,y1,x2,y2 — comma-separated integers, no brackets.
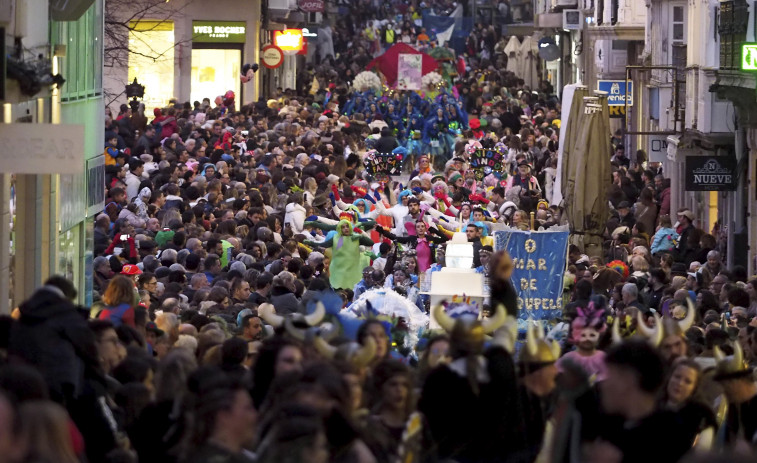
588,341,692,462
8,276,100,407
467,223,484,268
374,126,399,153
674,209,695,264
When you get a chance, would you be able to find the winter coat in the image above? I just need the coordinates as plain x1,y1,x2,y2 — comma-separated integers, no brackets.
134,187,151,221
659,187,671,217
374,135,399,153
118,207,146,229
633,201,658,235
163,195,185,213
154,109,177,139
8,286,100,403
124,171,142,201
542,167,556,204
674,224,696,264
269,286,300,316
284,203,306,234
651,227,678,255
98,303,136,328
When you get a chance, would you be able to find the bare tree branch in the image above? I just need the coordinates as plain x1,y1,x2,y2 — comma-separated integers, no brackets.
103,0,197,68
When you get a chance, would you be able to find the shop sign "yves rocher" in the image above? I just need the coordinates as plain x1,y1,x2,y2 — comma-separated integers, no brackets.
192,21,246,43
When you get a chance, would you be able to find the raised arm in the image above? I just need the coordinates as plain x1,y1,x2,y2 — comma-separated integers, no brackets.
304,236,334,248
376,226,414,244
304,217,338,230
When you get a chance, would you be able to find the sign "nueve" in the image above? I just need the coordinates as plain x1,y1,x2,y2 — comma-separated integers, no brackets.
685,155,737,191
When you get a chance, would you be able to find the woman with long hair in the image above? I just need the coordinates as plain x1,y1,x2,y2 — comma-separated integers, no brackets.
696,289,721,318
634,187,657,238
365,360,415,461
251,337,304,409
660,359,717,449
98,275,138,327
357,319,391,369
416,334,450,387
302,177,318,206
19,400,80,463
129,348,198,463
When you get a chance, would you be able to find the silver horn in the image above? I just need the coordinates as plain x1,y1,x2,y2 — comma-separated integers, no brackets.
679,298,696,332
259,303,284,328
432,304,455,332
304,302,326,326
481,304,506,334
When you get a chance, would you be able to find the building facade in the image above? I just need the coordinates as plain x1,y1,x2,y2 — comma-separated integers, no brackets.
643,0,757,272
103,0,263,111
0,0,104,312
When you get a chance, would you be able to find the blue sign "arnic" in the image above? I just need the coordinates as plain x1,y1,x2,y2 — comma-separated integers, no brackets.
597,80,634,106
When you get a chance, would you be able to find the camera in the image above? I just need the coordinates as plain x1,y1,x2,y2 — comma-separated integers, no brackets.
120,235,128,242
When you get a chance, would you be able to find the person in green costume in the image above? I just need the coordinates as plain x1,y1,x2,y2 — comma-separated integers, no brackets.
305,219,375,290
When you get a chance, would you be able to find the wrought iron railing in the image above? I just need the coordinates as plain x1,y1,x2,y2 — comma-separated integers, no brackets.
718,0,749,70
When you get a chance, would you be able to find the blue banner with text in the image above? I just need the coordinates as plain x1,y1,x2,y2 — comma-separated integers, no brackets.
494,229,569,322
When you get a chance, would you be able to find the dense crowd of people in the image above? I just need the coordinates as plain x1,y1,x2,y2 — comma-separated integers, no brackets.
0,2,756,462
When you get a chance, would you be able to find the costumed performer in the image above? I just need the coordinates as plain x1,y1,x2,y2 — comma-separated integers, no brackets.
304,219,375,290
555,296,608,382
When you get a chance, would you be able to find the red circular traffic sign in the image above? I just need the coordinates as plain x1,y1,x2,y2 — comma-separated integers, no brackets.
261,44,284,69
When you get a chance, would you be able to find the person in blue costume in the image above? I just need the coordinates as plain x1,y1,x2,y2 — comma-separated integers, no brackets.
447,102,468,131
422,105,456,170
455,99,470,125
404,110,425,170
384,102,405,141
364,102,380,120
401,100,414,123
435,91,450,107
343,93,362,116
352,197,374,217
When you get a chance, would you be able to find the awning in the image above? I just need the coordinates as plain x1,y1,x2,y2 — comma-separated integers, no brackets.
667,130,734,162
709,69,757,92
585,25,644,41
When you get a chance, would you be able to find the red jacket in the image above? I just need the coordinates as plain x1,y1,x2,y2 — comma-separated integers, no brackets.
104,233,138,260
659,187,671,217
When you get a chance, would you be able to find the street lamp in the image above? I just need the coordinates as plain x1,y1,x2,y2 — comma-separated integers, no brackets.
125,78,145,112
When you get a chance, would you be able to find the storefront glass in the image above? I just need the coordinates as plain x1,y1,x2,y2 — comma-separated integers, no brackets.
58,225,81,287
190,48,241,106
128,21,175,110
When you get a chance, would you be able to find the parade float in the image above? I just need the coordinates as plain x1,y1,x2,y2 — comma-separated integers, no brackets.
423,232,486,328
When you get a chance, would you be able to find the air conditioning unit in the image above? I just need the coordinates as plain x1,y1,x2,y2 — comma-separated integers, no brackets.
268,0,298,19
563,9,584,30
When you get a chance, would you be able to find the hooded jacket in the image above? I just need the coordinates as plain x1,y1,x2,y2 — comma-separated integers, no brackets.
284,202,306,234
269,285,300,316
153,108,177,139
163,194,184,213
134,187,151,221
118,207,146,229
9,286,101,403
